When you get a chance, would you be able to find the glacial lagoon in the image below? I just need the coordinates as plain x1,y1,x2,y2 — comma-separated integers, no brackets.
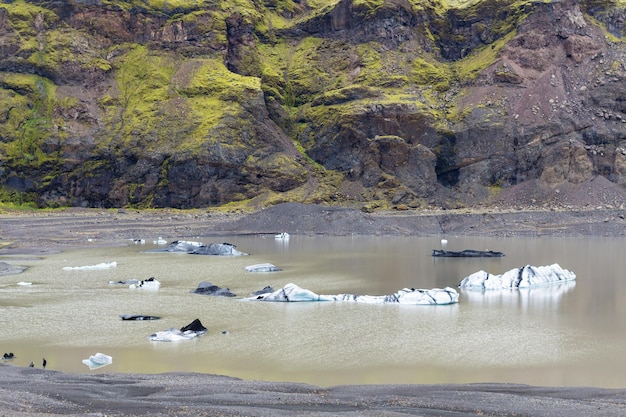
1,234,626,388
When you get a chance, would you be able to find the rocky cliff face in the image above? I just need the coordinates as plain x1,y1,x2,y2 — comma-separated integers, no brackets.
0,0,624,210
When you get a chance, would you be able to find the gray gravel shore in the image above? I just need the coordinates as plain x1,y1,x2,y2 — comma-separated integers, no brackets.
2,203,626,416
2,364,626,417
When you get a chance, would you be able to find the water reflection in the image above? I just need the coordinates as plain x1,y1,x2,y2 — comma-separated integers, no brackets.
460,282,577,311
1,235,626,388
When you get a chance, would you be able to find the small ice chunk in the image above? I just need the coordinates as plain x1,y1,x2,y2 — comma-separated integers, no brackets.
82,353,112,370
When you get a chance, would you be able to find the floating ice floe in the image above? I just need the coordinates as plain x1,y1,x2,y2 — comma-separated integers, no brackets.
82,352,112,370
109,279,140,286
432,249,504,257
191,242,248,256
154,237,168,245
129,277,161,290
148,241,248,256
245,263,282,272
16,281,32,286
192,281,236,297
150,240,204,253
120,314,161,321
0,261,27,276
458,263,576,290
149,319,207,342
244,283,459,305
62,261,117,271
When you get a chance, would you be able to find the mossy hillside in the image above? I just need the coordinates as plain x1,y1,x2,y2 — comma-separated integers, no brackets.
410,57,454,91
0,72,65,205
92,43,274,205
257,41,289,101
175,57,264,151
355,44,415,89
244,153,308,186
296,95,442,154
280,37,357,106
0,0,58,35
100,0,210,14
30,28,112,75
451,29,515,81
97,45,179,151
0,73,57,165
277,37,452,109
1,0,621,209
352,0,386,18
445,0,537,35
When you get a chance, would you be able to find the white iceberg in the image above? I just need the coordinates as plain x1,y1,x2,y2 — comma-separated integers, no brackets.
129,277,161,290
244,283,459,305
82,352,112,370
245,263,282,272
458,263,576,290
62,261,117,271
149,319,207,342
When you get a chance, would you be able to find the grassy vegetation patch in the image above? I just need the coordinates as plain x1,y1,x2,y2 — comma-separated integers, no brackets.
0,0,58,35
452,29,516,81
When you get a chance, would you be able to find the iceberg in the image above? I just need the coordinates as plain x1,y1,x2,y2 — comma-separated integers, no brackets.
62,261,117,271
82,353,112,370
432,249,504,257
129,277,161,290
190,242,248,256
120,314,161,321
149,319,208,342
192,282,236,297
245,263,282,272
147,240,204,253
244,283,459,305
458,263,576,290
148,241,248,256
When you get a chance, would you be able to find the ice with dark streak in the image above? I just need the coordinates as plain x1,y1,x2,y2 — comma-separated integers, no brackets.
244,283,459,305
459,263,576,290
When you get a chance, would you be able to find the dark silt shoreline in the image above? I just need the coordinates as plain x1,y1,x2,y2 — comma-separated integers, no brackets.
2,364,626,417
1,203,626,416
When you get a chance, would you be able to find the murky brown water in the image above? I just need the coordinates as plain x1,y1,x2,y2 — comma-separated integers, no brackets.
1,234,625,387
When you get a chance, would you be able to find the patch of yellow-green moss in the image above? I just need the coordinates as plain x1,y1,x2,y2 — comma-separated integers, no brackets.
97,44,206,154
101,0,209,13
0,74,57,166
0,0,59,35
244,153,308,183
354,43,418,89
410,57,454,91
452,30,516,81
353,0,385,17
586,14,625,42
